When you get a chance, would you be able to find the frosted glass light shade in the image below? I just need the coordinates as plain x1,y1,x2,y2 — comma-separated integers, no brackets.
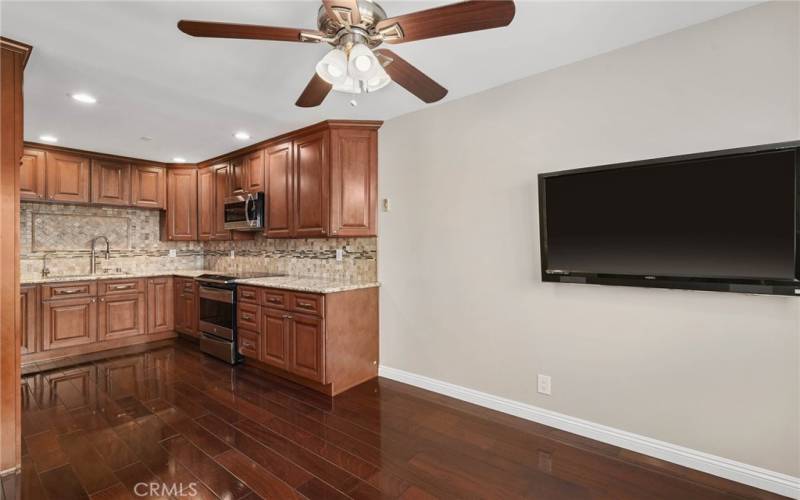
347,43,379,80
315,48,348,85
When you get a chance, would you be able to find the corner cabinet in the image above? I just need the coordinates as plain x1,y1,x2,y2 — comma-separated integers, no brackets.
162,167,197,241
263,122,380,238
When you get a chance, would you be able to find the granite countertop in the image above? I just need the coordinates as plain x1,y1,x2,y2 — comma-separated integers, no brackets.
20,269,210,285
20,270,379,294
234,276,380,294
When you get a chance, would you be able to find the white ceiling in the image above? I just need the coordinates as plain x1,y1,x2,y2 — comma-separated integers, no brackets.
1,1,755,163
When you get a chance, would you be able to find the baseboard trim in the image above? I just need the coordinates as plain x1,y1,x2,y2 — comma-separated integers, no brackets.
378,365,800,499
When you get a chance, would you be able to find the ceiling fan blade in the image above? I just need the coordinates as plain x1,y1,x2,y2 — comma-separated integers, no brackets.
296,74,333,107
178,20,322,42
375,49,447,103
376,0,515,44
322,0,361,26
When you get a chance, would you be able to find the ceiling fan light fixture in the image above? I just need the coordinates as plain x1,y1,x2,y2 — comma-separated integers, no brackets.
347,43,378,80
315,48,348,85
366,65,391,92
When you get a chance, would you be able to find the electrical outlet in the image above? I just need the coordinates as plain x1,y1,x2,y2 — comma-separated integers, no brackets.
168,249,177,258
537,374,552,395
229,249,235,258
336,248,344,261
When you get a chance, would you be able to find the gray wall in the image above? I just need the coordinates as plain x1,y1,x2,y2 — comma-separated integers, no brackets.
378,1,800,476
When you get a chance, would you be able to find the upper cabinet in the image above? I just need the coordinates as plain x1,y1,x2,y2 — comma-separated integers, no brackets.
20,148,46,201
162,167,197,241
197,166,215,240
263,122,379,238
21,144,167,210
91,159,131,206
244,149,265,193
131,165,166,209
46,151,91,203
213,163,232,240
228,157,247,196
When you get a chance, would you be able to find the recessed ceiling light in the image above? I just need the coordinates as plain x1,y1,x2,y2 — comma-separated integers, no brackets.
70,93,97,104
172,157,187,163
140,136,153,142
234,131,250,141
39,134,58,143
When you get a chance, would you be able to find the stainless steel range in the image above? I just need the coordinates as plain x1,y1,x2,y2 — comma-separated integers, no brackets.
195,272,282,364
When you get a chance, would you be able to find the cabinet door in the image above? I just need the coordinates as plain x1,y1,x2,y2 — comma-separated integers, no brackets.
97,357,145,400
289,313,325,382
45,151,90,203
20,148,46,200
174,279,197,336
329,128,377,237
238,329,260,360
293,131,329,238
91,159,131,206
213,163,231,240
244,149,265,193
164,168,197,241
197,166,214,241
97,292,146,341
265,141,293,238
229,156,247,196
261,308,289,369
147,277,174,334
132,165,166,208
42,297,97,350
20,285,38,355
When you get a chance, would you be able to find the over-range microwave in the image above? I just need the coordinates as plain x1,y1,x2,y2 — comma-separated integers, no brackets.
224,192,264,231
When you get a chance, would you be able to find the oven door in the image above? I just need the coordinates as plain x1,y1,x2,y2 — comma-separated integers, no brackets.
197,285,234,340
224,193,264,231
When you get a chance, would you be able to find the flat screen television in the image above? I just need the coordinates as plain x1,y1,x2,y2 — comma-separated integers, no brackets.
538,141,800,296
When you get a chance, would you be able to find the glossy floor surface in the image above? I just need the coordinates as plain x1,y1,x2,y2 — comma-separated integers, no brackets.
1,340,786,500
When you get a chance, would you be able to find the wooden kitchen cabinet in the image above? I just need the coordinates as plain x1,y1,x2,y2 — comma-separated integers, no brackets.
293,131,329,238
265,141,294,238
131,164,166,208
20,148,46,200
42,295,98,350
147,277,174,334
261,307,289,369
237,284,378,396
20,285,38,355
91,159,131,206
163,167,197,241
262,122,379,238
45,151,91,203
97,292,146,342
174,278,197,337
228,156,246,196
244,149,265,193
289,312,325,382
197,166,214,240
213,163,231,240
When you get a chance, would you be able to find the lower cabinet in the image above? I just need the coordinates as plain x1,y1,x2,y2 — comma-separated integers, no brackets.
147,277,174,334
237,285,378,395
42,296,98,350
97,292,146,341
174,278,197,337
20,285,38,355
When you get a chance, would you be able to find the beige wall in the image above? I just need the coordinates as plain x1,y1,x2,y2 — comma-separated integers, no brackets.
378,1,800,476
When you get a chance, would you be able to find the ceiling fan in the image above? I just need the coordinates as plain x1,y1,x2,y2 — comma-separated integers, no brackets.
177,0,516,107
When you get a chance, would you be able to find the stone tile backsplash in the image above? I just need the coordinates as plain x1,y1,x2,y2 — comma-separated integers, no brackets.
20,203,377,282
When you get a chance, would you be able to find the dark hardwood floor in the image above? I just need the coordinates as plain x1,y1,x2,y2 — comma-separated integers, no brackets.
0,339,787,500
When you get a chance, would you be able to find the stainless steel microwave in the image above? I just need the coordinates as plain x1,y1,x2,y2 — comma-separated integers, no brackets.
224,192,264,231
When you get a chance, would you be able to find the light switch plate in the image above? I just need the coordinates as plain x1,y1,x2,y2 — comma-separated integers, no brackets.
537,374,552,395
382,198,391,212
336,248,344,261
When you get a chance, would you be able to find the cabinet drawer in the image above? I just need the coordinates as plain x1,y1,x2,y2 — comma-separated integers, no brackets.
99,278,144,296
290,293,323,316
238,329,260,360
261,289,289,309
238,286,260,304
42,281,97,300
175,278,196,293
238,302,260,331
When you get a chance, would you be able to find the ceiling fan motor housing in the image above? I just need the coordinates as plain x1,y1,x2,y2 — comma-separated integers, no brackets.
316,0,388,48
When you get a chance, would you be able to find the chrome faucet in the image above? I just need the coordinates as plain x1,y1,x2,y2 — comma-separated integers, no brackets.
90,236,110,274
41,252,52,278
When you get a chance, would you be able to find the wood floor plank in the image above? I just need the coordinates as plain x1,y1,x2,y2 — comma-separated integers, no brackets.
216,448,306,499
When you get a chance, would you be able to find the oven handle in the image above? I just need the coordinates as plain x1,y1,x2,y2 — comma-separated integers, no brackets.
198,286,234,304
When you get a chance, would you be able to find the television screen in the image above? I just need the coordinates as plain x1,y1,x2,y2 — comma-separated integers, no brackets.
540,146,798,284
